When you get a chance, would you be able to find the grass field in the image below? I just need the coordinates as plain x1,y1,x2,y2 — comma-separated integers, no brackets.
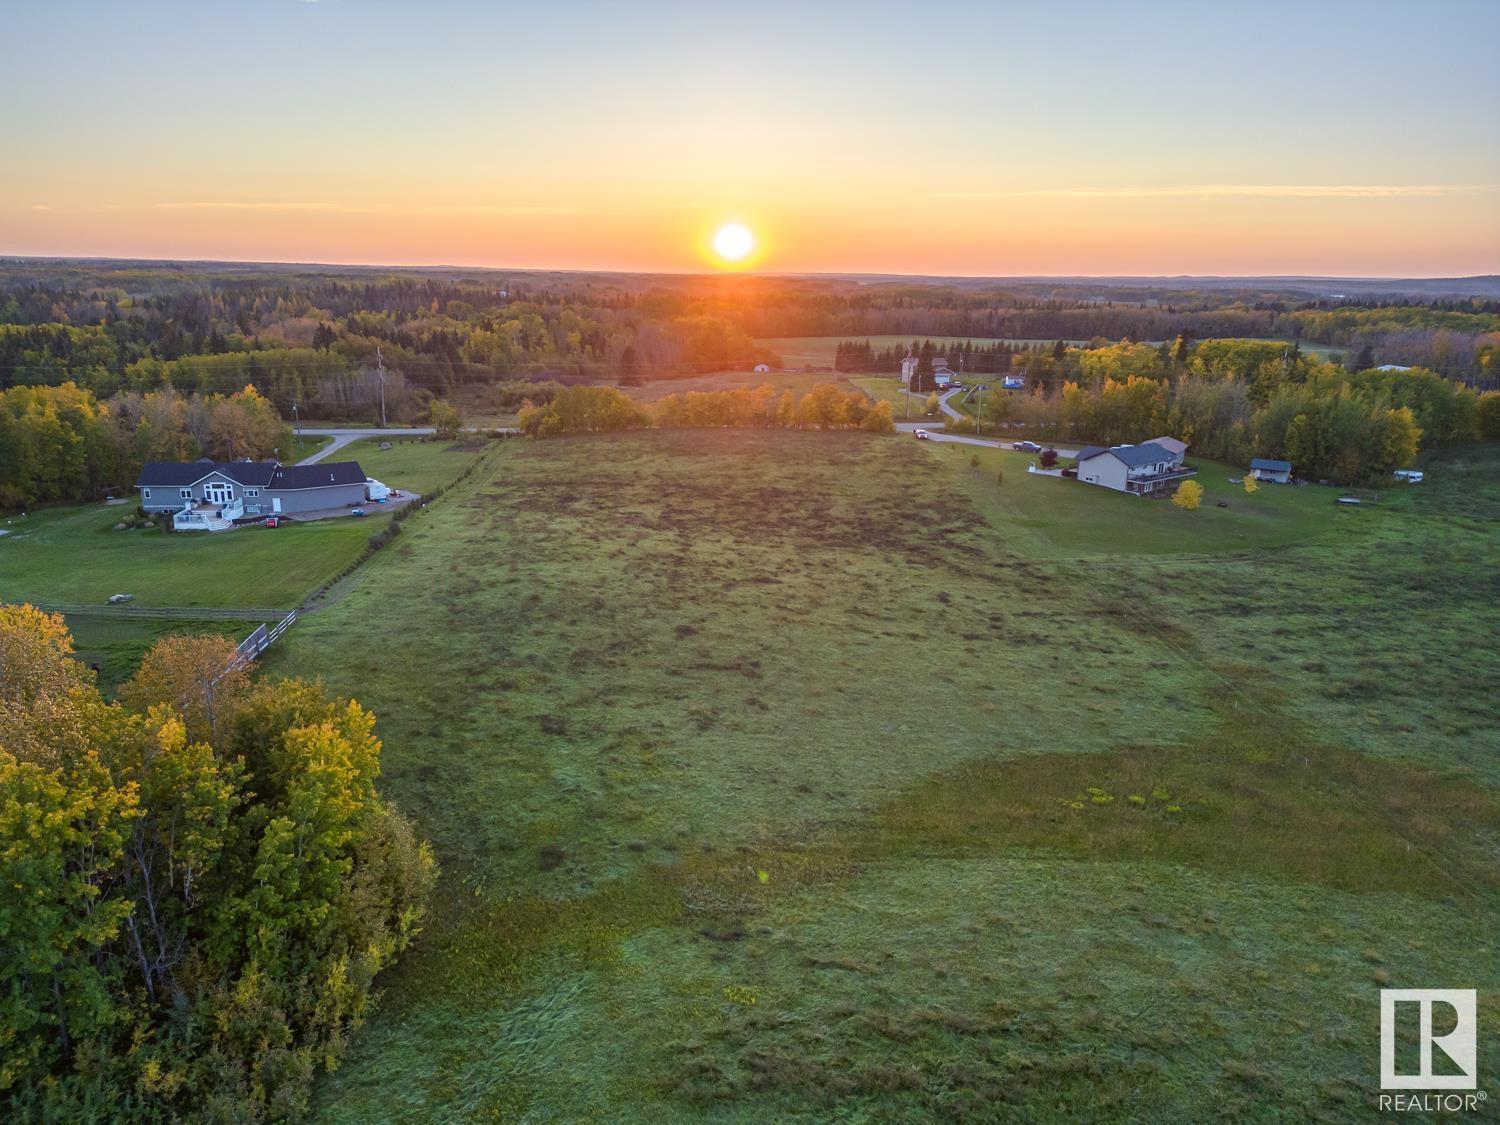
625,368,845,403
340,436,493,495
0,503,379,609
284,432,333,462
257,430,1500,1121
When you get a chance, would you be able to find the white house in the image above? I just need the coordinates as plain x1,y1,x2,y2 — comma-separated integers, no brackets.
1249,458,1292,484
1074,441,1195,496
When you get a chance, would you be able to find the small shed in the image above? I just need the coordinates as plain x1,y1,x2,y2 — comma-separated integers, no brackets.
753,363,770,373
1250,458,1292,484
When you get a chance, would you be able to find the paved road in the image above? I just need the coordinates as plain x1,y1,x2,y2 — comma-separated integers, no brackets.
893,406,1080,458
293,427,436,464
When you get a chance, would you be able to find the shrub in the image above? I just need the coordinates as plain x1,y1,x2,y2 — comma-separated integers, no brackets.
1172,480,1205,510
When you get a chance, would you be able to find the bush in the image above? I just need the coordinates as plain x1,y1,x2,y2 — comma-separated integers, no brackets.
1172,480,1205,510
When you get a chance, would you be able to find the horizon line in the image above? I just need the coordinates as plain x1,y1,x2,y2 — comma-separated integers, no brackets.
1,253,1496,286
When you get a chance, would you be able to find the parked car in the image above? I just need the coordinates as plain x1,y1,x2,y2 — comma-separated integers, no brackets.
265,516,280,528
913,429,931,440
1013,440,1042,452
107,593,135,604
350,508,368,517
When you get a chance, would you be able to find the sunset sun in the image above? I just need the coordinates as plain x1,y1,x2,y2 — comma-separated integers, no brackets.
712,222,755,262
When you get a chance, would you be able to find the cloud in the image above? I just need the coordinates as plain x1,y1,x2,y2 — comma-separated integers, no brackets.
929,184,1497,200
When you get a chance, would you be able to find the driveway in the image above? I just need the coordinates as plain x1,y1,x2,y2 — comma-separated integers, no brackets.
294,427,436,465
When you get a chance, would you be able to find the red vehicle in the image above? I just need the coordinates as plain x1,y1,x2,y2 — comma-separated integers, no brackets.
265,516,280,528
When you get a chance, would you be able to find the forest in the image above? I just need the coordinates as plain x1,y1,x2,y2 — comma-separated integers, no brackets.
1,262,1495,414
1,262,1497,504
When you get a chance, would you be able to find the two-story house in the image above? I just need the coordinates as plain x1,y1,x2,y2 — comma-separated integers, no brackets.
1074,440,1195,496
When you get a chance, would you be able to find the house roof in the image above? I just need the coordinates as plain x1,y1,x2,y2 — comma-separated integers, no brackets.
1076,442,1178,468
1251,458,1292,472
1108,442,1175,468
1146,435,1188,456
135,459,366,491
135,459,276,488
268,461,366,490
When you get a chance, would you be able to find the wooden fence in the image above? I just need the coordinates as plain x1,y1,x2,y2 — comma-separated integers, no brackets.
216,610,299,682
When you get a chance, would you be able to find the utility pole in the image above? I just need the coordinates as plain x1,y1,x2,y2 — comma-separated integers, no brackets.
291,401,299,435
975,384,984,436
376,346,387,427
903,342,913,421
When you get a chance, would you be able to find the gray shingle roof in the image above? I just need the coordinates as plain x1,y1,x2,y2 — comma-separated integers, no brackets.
1250,458,1291,472
1075,445,1110,461
135,460,277,488
135,459,365,490
1106,442,1175,468
268,461,366,490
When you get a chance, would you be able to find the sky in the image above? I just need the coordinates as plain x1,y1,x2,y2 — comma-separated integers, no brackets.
4,0,1498,277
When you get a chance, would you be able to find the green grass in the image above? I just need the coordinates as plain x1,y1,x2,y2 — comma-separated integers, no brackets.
0,503,378,609
66,614,246,695
261,430,1500,1122
284,432,333,462
849,376,938,421
948,445,1354,557
625,368,842,403
340,436,491,495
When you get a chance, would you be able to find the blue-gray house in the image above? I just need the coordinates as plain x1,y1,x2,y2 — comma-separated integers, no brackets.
135,458,368,530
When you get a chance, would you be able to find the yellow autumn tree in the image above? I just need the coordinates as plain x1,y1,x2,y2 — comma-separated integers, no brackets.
1172,480,1204,510
1243,474,1260,494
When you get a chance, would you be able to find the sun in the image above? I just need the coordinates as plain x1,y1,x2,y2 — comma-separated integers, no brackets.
712,222,755,262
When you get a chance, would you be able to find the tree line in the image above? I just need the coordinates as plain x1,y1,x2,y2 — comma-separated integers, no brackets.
0,383,287,509
0,608,435,1119
517,384,896,437
982,359,1495,483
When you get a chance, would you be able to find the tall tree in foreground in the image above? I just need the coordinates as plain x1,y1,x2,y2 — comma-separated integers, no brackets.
0,608,436,1120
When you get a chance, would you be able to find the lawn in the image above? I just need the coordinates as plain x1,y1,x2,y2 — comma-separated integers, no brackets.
259,430,1500,1121
0,502,379,609
284,432,333,462
339,436,493,495
946,444,1355,557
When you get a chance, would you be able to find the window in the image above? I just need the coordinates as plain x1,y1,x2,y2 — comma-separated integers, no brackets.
246,489,260,497
180,488,192,499
143,489,151,499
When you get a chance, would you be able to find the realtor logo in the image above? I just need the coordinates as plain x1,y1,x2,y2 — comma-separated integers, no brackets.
1381,989,1477,1090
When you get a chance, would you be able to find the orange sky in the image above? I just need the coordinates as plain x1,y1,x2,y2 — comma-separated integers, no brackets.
4,1,1498,277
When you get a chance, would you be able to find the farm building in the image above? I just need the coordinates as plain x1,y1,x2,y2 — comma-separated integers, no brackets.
1250,458,1292,484
1075,440,1195,496
136,458,370,531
